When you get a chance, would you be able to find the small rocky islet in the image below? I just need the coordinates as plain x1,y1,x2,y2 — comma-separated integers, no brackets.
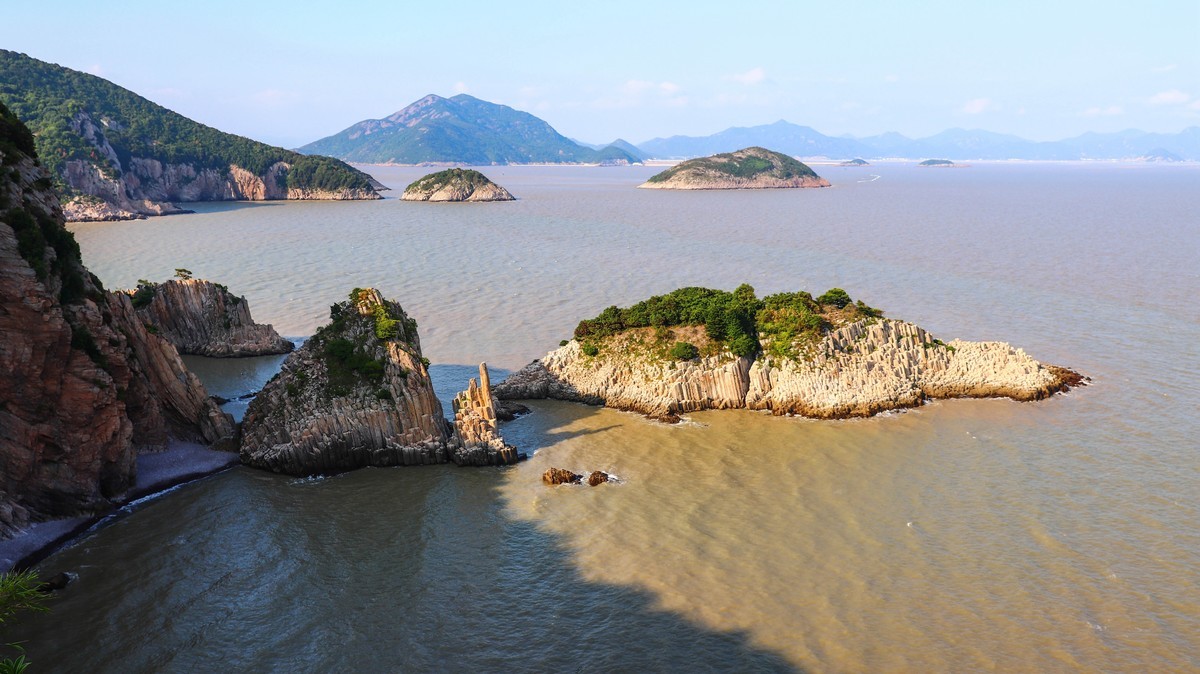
639,146,830,190
400,168,515,202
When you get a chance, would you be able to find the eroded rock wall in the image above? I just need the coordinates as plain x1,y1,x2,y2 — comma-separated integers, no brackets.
452,363,521,466
134,278,293,357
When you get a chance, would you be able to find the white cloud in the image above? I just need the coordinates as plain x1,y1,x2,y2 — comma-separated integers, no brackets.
1190,100,1200,111
453,81,469,94
1151,64,1178,73
1082,105,1124,117
86,64,103,76
658,82,681,95
729,67,766,86
961,98,993,114
1149,89,1190,106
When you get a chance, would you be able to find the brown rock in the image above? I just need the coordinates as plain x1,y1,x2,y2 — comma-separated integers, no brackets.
587,471,611,486
131,278,293,357
451,363,523,466
543,468,582,485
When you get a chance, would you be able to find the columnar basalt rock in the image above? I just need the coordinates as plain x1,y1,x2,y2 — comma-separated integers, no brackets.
495,318,1083,421
452,363,522,466
132,278,293,357
0,105,235,536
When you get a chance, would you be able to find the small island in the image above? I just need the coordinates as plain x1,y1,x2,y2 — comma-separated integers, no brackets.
638,147,830,190
495,285,1084,421
400,168,515,202
1138,148,1183,162
918,159,956,167
840,158,870,166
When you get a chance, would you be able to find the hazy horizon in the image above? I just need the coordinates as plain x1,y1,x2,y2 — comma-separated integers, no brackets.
2,1,1197,148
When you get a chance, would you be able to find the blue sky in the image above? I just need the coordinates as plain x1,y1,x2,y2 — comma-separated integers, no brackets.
3,1,1197,147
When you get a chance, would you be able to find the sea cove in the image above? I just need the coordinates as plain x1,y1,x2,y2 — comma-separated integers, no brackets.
11,162,1200,672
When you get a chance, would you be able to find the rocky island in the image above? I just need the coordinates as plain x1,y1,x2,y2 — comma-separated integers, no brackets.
240,288,520,475
840,158,870,166
495,285,1083,421
638,147,830,190
129,276,293,357
0,102,234,538
400,168,515,202
918,159,956,167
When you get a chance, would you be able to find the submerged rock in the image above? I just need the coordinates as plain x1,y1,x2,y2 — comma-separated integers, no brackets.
130,278,293,357
639,147,830,190
401,168,515,202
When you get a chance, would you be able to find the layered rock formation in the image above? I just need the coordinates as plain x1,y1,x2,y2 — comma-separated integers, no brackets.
496,311,1082,422
401,169,515,202
451,363,522,466
0,103,235,537
639,147,830,190
131,278,293,357
239,289,521,475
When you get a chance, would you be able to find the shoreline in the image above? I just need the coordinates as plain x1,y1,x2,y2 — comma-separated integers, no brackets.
0,441,239,572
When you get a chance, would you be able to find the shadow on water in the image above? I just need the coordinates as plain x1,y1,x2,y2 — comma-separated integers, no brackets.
8,375,801,672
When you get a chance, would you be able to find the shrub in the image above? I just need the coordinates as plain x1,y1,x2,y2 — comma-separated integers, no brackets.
817,288,852,308
669,341,699,360
581,343,599,357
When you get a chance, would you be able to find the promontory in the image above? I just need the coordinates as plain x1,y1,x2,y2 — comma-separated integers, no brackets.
401,169,515,202
638,147,830,190
494,285,1084,421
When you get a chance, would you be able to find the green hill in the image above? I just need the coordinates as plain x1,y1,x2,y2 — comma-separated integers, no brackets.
640,147,830,189
300,94,640,165
0,50,378,220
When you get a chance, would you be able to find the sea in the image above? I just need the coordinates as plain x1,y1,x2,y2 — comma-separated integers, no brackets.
9,161,1199,672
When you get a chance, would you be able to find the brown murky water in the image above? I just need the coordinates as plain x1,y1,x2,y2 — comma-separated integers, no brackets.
12,162,1199,672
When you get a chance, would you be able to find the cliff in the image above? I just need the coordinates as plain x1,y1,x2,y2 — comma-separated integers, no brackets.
401,168,515,202
494,286,1083,422
0,50,381,222
239,289,519,475
451,363,522,466
0,102,234,537
639,147,830,190
131,278,293,357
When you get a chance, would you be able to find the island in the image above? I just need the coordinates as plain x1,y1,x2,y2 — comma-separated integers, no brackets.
840,158,870,166
400,168,515,202
918,159,956,167
1138,148,1183,162
239,288,520,475
638,147,831,190
494,285,1084,421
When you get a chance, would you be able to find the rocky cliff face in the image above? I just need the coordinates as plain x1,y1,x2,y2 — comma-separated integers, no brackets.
495,318,1082,422
639,146,831,190
132,278,293,357
61,154,380,222
400,168,515,202
239,289,520,475
0,107,234,537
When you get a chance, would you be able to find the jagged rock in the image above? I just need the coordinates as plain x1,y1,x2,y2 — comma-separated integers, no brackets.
0,104,235,535
401,168,515,202
495,318,1084,421
240,288,462,475
451,363,523,466
495,399,531,421
37,571,78,593
587,471,611,486
130,278,293,357
543,468,582,485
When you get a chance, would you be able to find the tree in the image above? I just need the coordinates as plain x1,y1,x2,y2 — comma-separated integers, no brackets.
173,268,193,280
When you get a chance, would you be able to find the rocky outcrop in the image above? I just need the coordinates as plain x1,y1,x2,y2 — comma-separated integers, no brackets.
639,147,830,190
131,278,293,357
240,289,520,475
495,318,1083,422
0,104,235,537
401,168,515,202
543,468,583,485
451,363,522,466
587,471,612,486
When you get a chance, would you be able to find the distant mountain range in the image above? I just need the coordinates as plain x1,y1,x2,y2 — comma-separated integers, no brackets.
638,121,1200,161
300,94,640,165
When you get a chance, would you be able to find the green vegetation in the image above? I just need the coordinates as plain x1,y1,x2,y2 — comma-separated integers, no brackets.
1,570,50,673
918,159,955,166
307,289,419,397
0,50,374,195
404,168,497,195
574,284,884,362
130,280,157,309
0,101,35,163
669,341,700,360
645,147,819,184
173,268,192,280
299,93,640,165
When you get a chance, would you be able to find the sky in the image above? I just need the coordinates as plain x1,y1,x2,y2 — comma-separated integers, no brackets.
2,1,1198,148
